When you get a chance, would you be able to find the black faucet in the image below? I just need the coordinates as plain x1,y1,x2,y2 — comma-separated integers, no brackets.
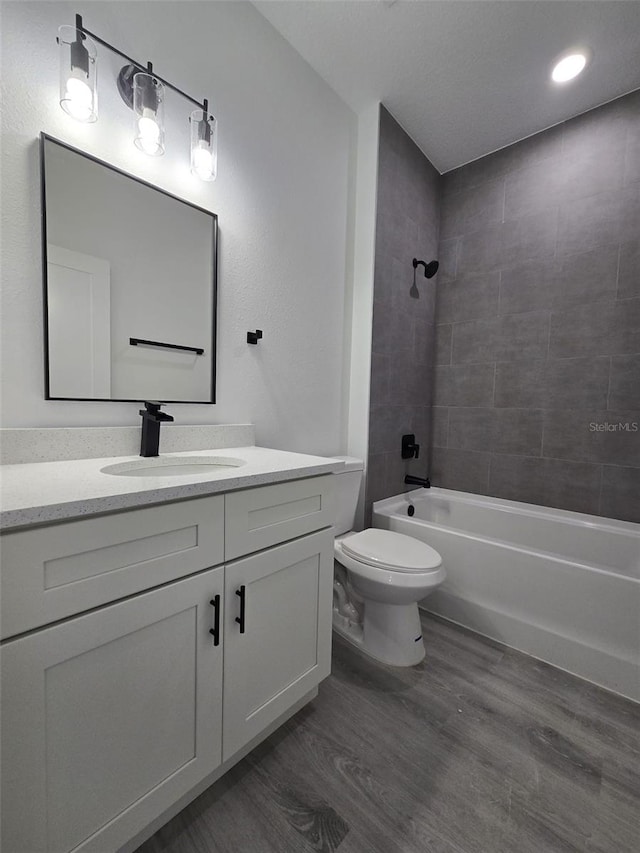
139,401,174,457
404,474,431,489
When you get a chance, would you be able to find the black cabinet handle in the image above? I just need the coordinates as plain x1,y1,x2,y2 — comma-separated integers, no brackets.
235,585,246,634
209,594,220,646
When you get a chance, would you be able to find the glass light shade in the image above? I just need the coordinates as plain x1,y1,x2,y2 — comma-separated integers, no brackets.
190,110,217,181
58,25,98,122
133,72,165,156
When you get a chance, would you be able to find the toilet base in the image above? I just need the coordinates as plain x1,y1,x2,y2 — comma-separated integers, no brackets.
333,601,425,667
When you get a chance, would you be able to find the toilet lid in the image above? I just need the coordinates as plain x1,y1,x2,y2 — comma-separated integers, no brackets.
341,529,442,573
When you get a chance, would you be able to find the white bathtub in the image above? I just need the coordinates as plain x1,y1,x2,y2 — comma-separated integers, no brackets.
373,488,640,701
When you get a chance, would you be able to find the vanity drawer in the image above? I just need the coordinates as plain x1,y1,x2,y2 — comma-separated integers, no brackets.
224,475,334,560
0,495,224,639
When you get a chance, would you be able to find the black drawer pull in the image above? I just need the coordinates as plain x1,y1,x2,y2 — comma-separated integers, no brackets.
209,594,220,646
235,585,246,634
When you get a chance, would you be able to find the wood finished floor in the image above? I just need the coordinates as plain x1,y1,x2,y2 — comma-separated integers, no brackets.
137,614,640,853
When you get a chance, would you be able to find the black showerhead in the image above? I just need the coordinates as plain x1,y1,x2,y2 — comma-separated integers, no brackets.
413,258,439,279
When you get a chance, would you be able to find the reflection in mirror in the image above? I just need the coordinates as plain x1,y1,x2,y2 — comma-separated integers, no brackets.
41,134,217,403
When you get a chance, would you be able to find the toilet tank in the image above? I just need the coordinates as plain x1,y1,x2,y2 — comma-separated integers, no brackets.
332,457,364,535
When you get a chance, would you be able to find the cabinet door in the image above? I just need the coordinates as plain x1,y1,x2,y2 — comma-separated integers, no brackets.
223,529,333,760
1,567,224,853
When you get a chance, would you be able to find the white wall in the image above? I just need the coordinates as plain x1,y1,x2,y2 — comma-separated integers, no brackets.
0,1,354,455
344,103,380,529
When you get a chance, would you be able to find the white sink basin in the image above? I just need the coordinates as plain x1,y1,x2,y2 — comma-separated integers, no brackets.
101,456,246,478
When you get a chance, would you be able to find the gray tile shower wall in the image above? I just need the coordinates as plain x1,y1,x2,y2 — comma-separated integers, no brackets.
432,90,640,522
366,107,442,515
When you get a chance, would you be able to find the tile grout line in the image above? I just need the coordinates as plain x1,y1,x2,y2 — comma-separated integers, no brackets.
614,241,622,301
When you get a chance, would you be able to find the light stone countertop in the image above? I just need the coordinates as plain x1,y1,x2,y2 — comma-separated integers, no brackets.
0,447,345,531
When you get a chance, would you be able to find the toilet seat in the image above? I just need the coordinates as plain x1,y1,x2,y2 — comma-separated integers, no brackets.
341,529,442,573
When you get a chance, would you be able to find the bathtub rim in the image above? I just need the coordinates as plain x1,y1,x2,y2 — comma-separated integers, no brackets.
373,486,640,537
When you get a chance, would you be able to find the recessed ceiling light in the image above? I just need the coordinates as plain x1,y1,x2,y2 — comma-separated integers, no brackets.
551,52,588,83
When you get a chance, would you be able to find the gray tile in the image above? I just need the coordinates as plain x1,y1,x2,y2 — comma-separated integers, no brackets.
600,465,640,523
494,361,547,408
438,239,460,280
496,311,549,362
436,271,500,324
543,410,640,468
542,458,602,515
504,158,564,221
502,209,558,268
495,358,610,410
457,223,503,276
411,406,432,451
448,407,495,452
385,451,410,500
412,319,437,367
451,318,498,364
561,94,633,159
430,447,490,493
444,124,563,196
369,352,391,406
369,404,413,455
608,355,640,410
625,136,640,186
617,239,640,299
545,358,611,410
435,324,452,366
488,454,546,505
557,186,637,257
431,406,449,448
440,178,504,240
499,260,556,315
371,300,413,355
434,363,496,407
365,453,388,506
389,357,417,406
553,245,619,308
548,298,640,358
493,409,544,456
620,182,640,244
560,143,626,204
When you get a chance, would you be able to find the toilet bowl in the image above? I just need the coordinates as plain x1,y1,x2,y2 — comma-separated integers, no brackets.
332,459,446,667
334,528,445,666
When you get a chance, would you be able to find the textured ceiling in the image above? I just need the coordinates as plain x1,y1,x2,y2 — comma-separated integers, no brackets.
254,0,640,173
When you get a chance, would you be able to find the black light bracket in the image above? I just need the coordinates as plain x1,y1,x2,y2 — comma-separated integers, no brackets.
247,330,263,345
68,13,213,120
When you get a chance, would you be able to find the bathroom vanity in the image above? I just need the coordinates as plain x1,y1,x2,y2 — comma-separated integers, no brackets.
0,443,341,853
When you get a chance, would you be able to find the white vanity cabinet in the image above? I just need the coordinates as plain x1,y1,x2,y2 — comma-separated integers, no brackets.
223,528,333,760
0,473,335,853
1,568,225,853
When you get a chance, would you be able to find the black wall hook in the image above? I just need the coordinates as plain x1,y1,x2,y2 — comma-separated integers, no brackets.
247,330,263,345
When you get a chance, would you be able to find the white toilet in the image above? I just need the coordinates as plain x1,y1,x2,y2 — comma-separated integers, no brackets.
332,458,445,666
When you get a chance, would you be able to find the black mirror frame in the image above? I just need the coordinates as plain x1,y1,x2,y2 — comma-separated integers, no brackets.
40,132,218,404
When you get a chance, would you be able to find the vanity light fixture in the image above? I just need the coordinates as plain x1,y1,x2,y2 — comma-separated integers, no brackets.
57,14,217,179
133,71,165,157
190,107,217,182
58,23,98,122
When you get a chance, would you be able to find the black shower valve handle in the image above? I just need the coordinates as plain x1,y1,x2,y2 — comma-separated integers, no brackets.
402,434,420,459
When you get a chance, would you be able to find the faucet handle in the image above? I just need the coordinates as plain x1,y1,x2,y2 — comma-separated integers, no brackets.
139,401,174,421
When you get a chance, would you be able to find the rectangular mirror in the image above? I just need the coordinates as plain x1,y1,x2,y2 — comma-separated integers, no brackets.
41,134,217,403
